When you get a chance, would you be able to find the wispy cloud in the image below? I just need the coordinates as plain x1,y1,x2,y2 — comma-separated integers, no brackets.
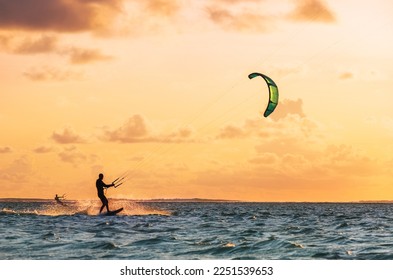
0,34,59,54
289,0,336,23
217,98,307,139
57,146,98,167
0,0,120,76
270,98,306,121
0,34,113,65
23,66,83,82
33,146,54,154
140,0,181,17
0,0,123,33
193,136,378,202
339,72,353,80
206,6,271,32
51,127,86,144
67,48,113,64
0,156,33,183
104,115,152,143
217,124,250,139
203,0,275,33
103,114,195,143
0,146,12,153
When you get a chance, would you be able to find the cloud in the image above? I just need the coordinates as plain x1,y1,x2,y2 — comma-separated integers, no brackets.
104,115,152,143
130,156,145,162
165,127,194,142
243,116,377,182
253,115,323,155
67,48,113,64
0,34,11,49
217,124,249,139
270,98,306,121
141,0,181,17
217,98,308,139
14,35,59,54
134,0,335,32
0,146,12,153
57,146,98,167
365,116,393,137
217,120,256,140
0,34,59,54
339,72,353,80
316,144,377,177
58,149,86,165
0,156,33,183
215,110,329,189
103,115,195,143
33,146,54,153
206,6,271,32
248,152,279,165
23,66,83,81
211,0,261,3
0,0,122,33
192,138,379,202
289,0,336,23
0,34,113,68
51,127,86,144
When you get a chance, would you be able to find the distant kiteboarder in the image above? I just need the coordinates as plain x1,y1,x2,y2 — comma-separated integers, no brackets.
54,194,66,205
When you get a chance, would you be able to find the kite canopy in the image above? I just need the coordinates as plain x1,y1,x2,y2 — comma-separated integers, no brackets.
248,72,279,117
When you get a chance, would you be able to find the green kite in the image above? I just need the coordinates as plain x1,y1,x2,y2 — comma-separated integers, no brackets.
248,72,279,117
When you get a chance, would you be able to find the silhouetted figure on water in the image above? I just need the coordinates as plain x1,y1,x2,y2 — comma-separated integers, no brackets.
54,194,66,205
96,173,115,213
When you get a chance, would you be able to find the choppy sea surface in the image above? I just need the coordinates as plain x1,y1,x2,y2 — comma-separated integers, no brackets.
1,200,393,260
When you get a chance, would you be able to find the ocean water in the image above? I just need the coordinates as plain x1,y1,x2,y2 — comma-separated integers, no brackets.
1,200,393,260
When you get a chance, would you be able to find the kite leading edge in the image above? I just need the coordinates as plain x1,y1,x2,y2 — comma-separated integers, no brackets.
248,72,279,118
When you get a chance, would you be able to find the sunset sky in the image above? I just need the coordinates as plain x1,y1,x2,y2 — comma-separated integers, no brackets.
0,0,392,202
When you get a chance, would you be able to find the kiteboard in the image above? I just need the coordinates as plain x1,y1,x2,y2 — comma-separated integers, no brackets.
104,207,124,216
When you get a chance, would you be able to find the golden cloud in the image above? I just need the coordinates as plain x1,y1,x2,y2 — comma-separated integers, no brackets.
103,115,195,143
51,127,86,144
0,146,12,153
206,6,271,32
217,98,309,139
289,0,336,23
0,0,122,33
0,34,58,54
0,156,33,183
0,34,113,67
270,98,306,121
23,66,83,81
33,146,55,154
67,48,113,64
217,124,249,139
57,146,98,167
339,72,353,80
141,0,181,17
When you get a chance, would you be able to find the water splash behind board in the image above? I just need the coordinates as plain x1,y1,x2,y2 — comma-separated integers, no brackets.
1,199,171,216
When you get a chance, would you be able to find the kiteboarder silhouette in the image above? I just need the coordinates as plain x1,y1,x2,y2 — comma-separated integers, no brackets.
96,173,115,213
54,194,66,205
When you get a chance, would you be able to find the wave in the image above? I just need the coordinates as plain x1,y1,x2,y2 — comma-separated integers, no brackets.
1,200,171,217
2,202,393,260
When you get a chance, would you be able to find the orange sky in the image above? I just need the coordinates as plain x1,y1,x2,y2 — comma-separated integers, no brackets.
0,0,392,202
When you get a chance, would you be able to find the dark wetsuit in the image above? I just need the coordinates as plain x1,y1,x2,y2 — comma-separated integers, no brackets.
54,195,65,205
96,178,112,213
